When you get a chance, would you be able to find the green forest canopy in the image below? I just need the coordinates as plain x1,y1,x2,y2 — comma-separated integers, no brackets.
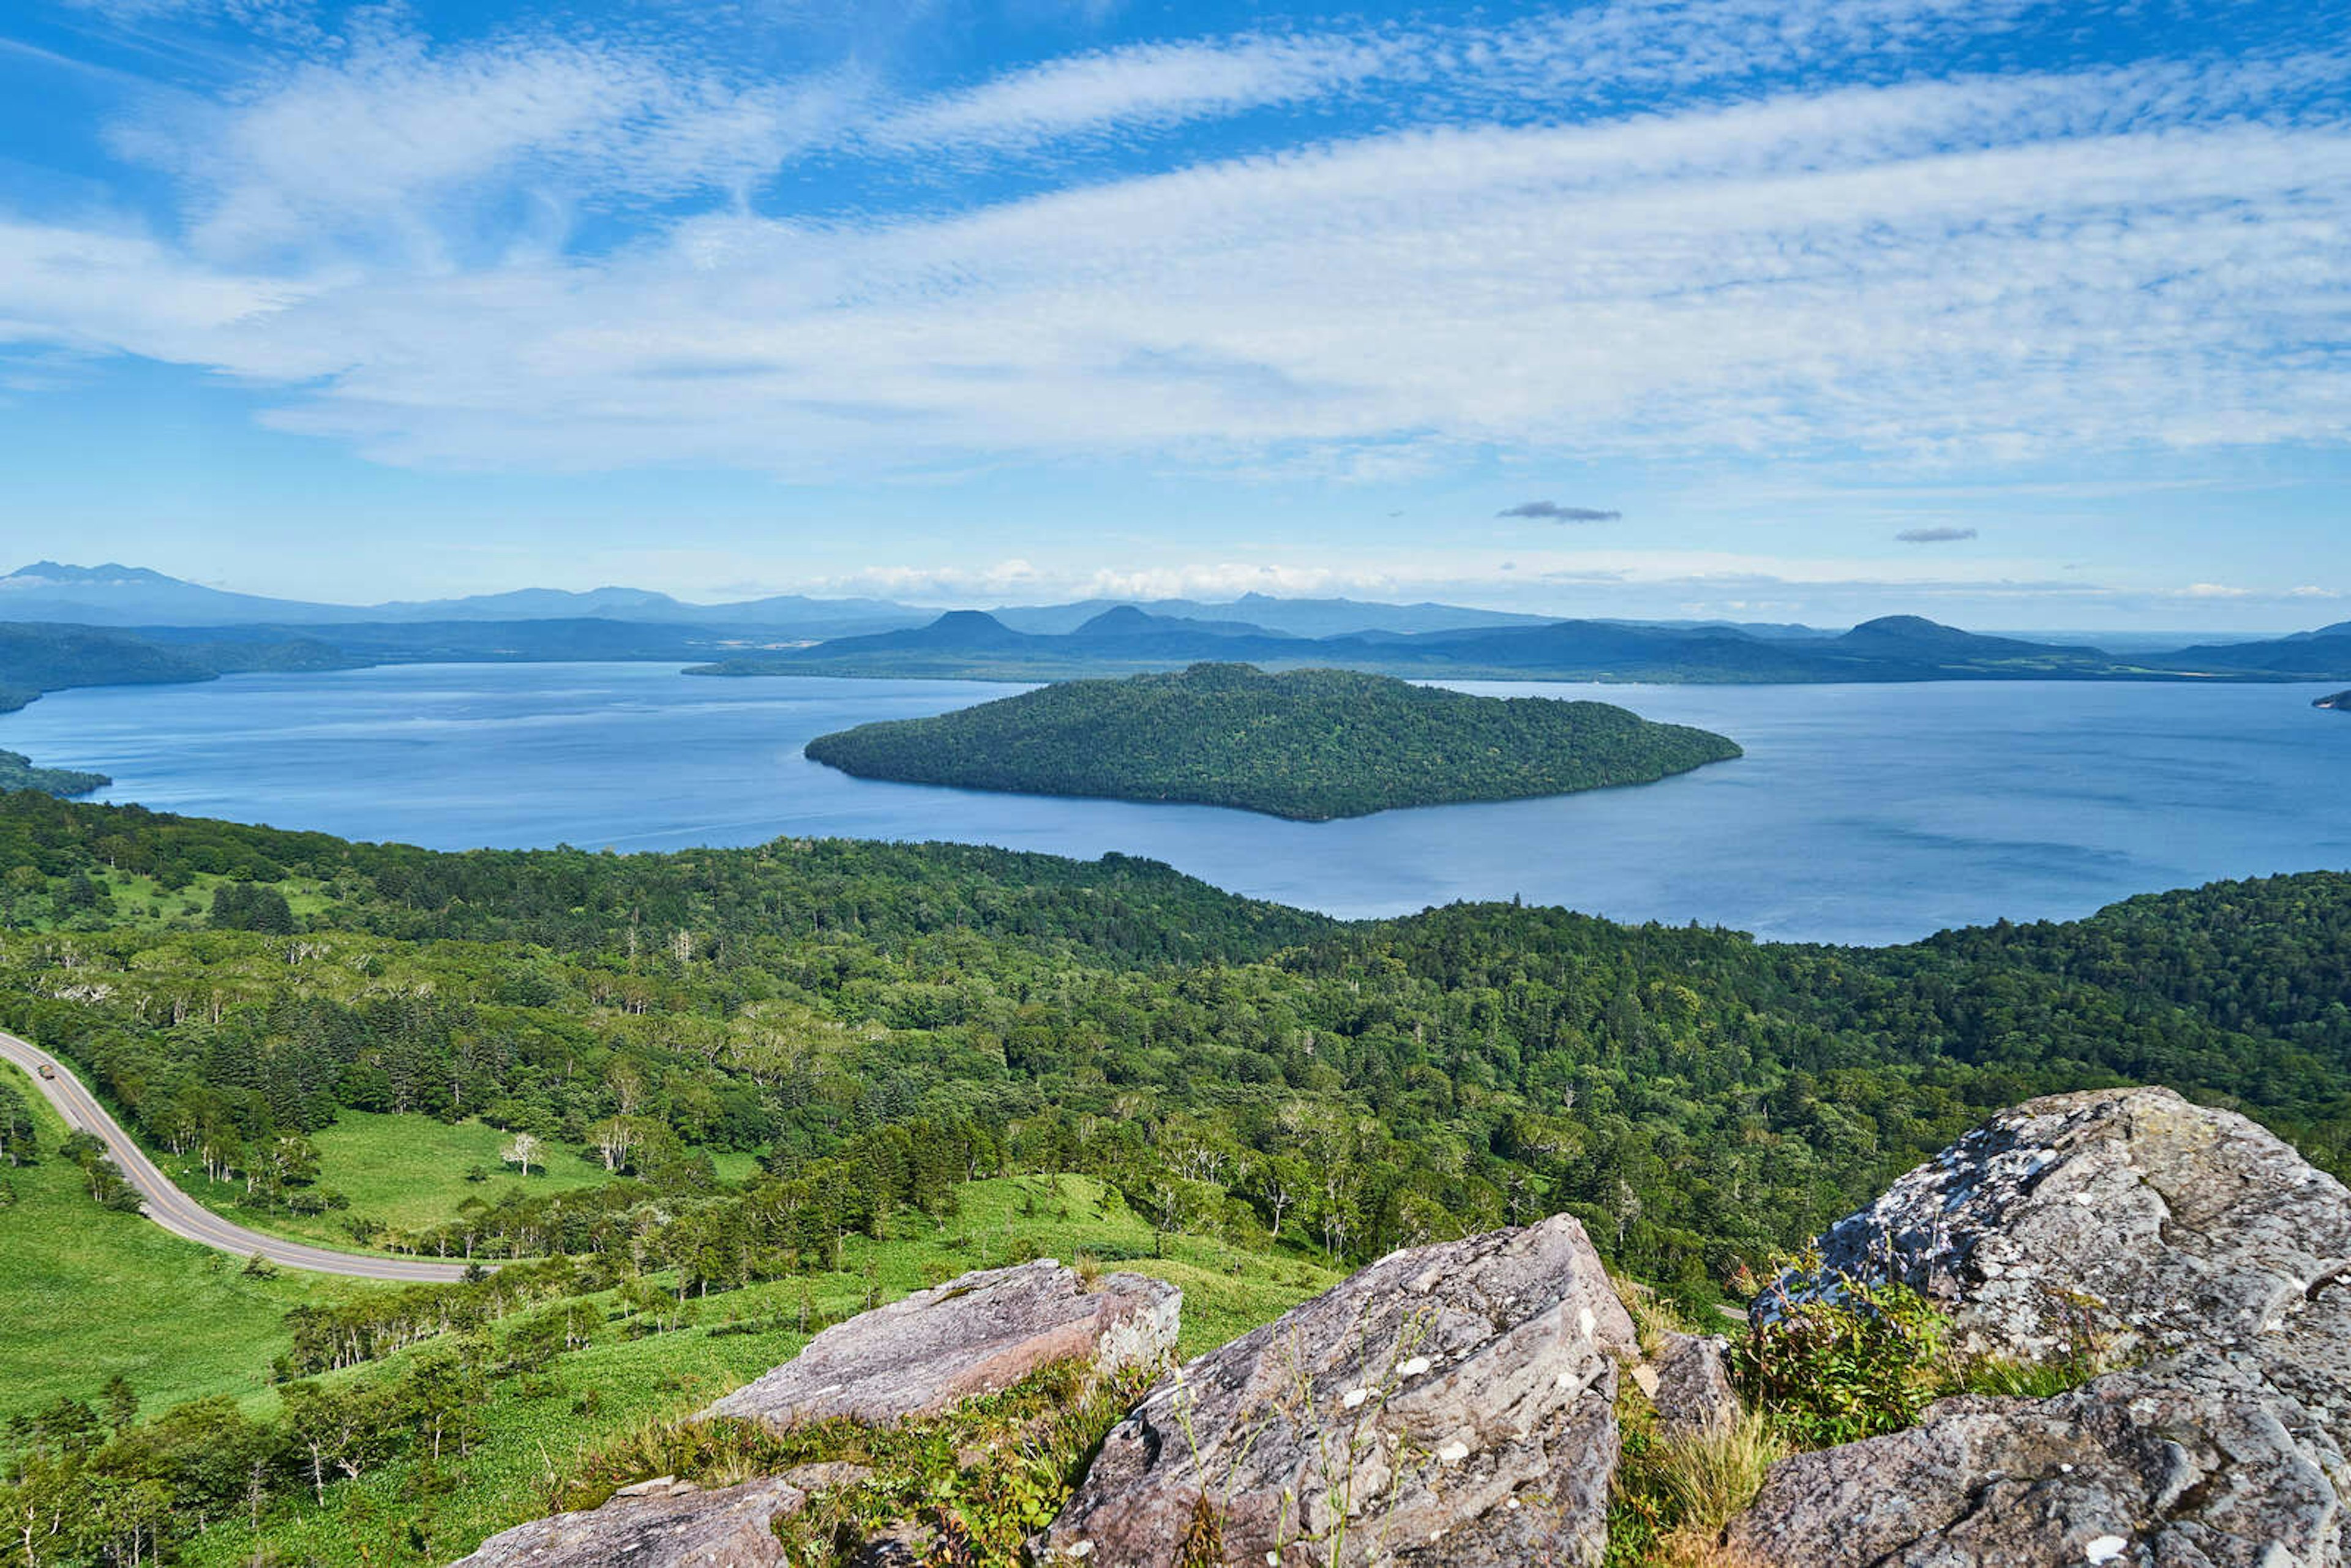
6,789,2351,1563
0,750,108,797
6,788,2350,1295
803,662,1742,819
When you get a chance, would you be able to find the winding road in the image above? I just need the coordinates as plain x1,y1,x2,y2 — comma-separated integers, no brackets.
1,1028,473,1283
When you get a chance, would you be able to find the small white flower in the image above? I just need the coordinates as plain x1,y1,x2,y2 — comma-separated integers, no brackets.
1342,1386,1373,1409
2083,1537,2128,1565
1397,1356,1431,1377
1436,1440,1471,1464
1266,1553,1281,1566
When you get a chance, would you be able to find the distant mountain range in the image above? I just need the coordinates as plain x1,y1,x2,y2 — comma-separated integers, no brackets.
0,562,1595,642
691,607,2351,686
2,562,2348,712
0,561,927,637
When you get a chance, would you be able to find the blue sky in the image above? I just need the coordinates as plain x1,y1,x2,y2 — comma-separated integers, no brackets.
1,0,2346,628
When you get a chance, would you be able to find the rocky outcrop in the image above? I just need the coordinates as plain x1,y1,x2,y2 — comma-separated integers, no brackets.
1033,1213,1633,1567
1731,1354,2341,1566
1646,1332,1738,1441
1779,1086,2351,1364
453,1088,2351,1568
701,1259,1180,1430
1730,1087,2351,1567
446,1476,804,1567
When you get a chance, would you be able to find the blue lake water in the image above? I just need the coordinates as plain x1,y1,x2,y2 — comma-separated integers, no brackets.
3,662,2346,945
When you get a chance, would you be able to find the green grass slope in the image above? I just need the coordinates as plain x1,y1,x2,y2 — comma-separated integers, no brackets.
138,1173,1330,1567
0,1062,370,1424
805,662,1742,819
168,1111,765,1252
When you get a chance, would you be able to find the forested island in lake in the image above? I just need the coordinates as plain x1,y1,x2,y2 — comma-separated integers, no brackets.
802,661,1742,819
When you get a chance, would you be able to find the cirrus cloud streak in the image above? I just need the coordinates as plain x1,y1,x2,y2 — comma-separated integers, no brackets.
2,3,2348,482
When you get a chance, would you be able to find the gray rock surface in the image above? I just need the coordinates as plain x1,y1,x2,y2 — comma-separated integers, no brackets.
1779,1086,2351,1363
1730,1353,2341,1567
446,1476,803,1567
702,1259,1180,1430
1649,1332,1737,1441
1731,1087,2351,1568
1034,1214,1633,1567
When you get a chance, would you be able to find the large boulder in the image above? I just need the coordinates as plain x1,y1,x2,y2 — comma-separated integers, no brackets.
1730,1087,2351,1567
447,1476,804,1567
702,1259,1179,1430
1730,1354,2342,1566
1780,1086,2351,1363
1033,1214,1633,1567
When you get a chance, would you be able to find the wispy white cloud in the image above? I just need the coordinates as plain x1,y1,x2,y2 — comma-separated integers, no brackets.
863,33,1398,156
103,21,863,266
3,2,2349,486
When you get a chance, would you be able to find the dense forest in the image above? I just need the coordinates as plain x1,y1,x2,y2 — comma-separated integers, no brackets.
804,662,1742,819
0,749,107,798
6,789,2351,1563
5,789,2349,1287
0,623,356,714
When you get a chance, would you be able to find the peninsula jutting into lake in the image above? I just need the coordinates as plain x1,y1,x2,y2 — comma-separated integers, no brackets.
803,662,1742,819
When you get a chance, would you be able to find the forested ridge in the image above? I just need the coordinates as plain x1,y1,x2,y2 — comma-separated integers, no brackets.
0,622,358,715
5,787,2351,1564
6,789,2349,1281
0,749,107,798
803,662,1742,819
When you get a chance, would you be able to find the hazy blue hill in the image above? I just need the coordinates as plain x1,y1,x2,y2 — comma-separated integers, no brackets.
0,563,337,628
0,560,934,635
1069,606,1289,640
992,593,1558,637
364,587,930,633
2154,631,2351,678
0,622,366,713
1209,591,1560,637
803,661,1742,819
263,618,736,662
703,609,2232,685
817,609,1041,653
0,621,217,711
1834,615,2101,659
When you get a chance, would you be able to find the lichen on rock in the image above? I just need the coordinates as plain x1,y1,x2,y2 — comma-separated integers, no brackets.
1035,1213,1633,1567
1729,1087,2351,1567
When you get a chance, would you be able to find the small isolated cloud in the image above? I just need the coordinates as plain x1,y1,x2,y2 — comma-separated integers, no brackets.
1895,526,1980,543
1501,501,1621,522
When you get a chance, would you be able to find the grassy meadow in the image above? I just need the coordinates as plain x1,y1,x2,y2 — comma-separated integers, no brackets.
1,1090,1333,1567
181,1172,1332,1565
0,1060,373,1424
165,1109,765,1250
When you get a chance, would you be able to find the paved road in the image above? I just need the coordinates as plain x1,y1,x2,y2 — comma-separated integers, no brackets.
0,1028,474,1283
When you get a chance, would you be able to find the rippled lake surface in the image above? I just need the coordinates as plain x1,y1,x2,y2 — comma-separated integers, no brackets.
5,662,2346,945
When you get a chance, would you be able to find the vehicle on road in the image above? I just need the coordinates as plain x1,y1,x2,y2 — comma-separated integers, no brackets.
37,1063,54,1079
